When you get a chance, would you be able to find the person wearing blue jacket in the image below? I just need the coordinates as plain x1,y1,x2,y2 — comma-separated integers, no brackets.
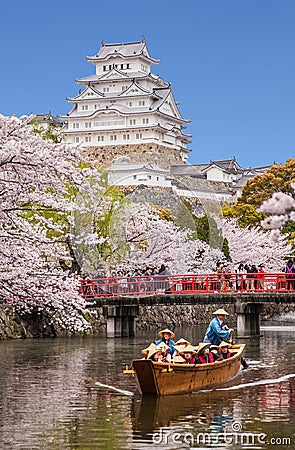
203,309,233,346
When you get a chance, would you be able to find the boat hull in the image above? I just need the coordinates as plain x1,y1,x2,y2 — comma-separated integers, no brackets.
132,344,245,395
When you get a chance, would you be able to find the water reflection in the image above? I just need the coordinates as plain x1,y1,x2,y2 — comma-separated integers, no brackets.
0,325,294,449
131,380,295,449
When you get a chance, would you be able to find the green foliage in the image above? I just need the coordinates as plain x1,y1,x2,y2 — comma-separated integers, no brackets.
30,120,61,143
238,159,295,208
222,158,295,230
151,205,174,222
222,203,265,228
174,200,229,259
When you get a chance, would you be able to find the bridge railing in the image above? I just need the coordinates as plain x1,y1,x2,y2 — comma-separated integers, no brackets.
79,272,295,298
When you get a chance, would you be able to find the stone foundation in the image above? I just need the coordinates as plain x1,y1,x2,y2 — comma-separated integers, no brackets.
1,302,294,339
82,143,187,169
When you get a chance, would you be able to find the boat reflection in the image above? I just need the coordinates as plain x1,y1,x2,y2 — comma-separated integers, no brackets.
131,390,235,441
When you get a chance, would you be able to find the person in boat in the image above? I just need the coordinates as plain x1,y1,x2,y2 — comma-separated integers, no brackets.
156,342,172,363
148,345,165,362
156,328,176,357
173,338,190,356
141,342,157,359
219,341,233,359
209,344,223,361
195,343,215,364
179,345,197,364
203,308,234,346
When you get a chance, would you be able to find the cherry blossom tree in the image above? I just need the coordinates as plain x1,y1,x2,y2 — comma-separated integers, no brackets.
107,204,224,273
258,183,295,243
216,217,291,270
0,114,103,332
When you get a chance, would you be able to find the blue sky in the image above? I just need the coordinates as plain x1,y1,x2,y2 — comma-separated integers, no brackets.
1,0,294,167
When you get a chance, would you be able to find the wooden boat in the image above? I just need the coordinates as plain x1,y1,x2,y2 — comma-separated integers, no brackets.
126,344,245,395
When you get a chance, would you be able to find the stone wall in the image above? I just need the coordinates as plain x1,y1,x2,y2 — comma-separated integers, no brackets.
82,143,186,169
0,304,106,340
1,302,294,339
135,303,236,330
134,302,295,330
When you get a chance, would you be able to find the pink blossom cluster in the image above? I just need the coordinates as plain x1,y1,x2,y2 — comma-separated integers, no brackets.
215,217,291,270
259,185,295,243
0,115,101,332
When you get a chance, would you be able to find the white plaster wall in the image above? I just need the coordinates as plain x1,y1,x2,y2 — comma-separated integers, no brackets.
108,171,171,188
206,167,224,182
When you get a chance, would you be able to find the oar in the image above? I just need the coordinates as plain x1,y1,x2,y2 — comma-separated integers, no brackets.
229,331,248,369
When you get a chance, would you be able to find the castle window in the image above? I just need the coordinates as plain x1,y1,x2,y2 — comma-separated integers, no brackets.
148,175,152,180
81,105,88,110
122,85,128,91
85,136,92,143
123,134,130,140
110,135,117,141
126,63,130,69
139,101,145,106
103,65,107,71
73,123,79,129
97,136,104,142
85,122,91,128
103,87,110,93
136,133,142,140
156,176,159,181
141,64,147,72
133,175,137,179
142,118,149,124
129,119,136,125
75,137,80,143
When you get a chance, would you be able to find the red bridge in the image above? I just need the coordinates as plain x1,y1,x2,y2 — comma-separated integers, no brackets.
79,272,295,298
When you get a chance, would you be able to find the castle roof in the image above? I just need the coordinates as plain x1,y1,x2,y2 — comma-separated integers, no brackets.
32,113,63,127
76,71,166,85
87,40,159,64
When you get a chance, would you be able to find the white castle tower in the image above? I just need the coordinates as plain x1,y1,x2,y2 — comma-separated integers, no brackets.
61,39,191,166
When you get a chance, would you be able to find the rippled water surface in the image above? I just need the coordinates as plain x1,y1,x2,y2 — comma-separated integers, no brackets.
0,324,294,449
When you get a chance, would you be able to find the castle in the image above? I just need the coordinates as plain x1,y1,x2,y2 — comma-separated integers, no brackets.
60,39,191,168
60,39,270,202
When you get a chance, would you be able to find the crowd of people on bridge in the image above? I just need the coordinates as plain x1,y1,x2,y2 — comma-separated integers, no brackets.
82,264,172,296
140,308,245,366
80,259,295,297
216,259,295,291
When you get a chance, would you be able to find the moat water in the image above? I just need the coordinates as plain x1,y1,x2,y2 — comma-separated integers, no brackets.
0,323,294,449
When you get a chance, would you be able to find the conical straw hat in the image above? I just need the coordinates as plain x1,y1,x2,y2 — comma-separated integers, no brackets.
157,342,170,352
141,342,157,355
179,344,197,355
213,308,229,315
196,342,211,354
219,341,232,348
147,345,165,360
174,344,187,354
158,328,175,339
172,355,186,363
174,338,190,347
